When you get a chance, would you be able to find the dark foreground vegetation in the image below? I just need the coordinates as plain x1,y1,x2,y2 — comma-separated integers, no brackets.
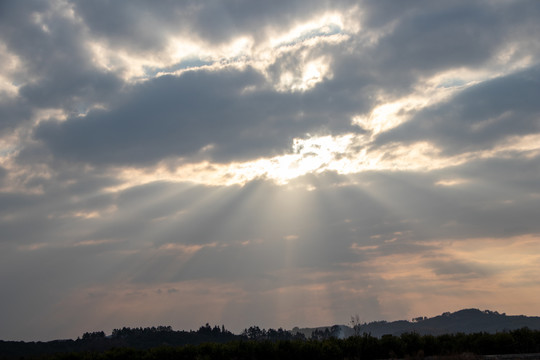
3,326,540,360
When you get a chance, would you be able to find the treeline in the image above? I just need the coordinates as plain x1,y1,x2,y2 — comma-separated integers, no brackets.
3,327,540,359
0,324,297,359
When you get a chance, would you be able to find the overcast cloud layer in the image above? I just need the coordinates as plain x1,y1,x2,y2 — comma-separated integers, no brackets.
1,0,540,341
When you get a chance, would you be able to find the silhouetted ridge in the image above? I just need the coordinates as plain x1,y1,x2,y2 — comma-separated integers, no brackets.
351,309,540,337
2,309,540,359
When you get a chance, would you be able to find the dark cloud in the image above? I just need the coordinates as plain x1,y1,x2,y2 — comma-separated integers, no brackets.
359,0,433,28
35,65,364,166
349,1,540,102
426,258,495,279
0,0,121,113
34,68,272,165
71,0,351,50
374,3,503,72
19,67,121,111
361,0,540,58
376,66,540,154
0,166,120,246
0,96,32,135
70,0,183,52
0,166,6,183
450,155,540,194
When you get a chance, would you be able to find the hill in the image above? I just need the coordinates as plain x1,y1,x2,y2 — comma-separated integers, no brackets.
2,309,540,358
293,309,540,338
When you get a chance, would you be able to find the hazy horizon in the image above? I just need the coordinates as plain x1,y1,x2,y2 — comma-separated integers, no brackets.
1,0,539,341
3,307,538,342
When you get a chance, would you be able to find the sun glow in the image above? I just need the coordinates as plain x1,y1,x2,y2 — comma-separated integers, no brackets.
105,134,359,191
105,124,540,192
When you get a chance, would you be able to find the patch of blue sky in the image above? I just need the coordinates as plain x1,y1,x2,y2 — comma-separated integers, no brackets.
0,146,17,157
143,58,214,77
437,78,468,88
277,23,343,48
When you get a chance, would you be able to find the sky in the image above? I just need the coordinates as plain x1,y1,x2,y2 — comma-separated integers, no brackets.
1,0,540,341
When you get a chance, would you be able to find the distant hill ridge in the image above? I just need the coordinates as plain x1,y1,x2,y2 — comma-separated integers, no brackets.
2,309,540,358
293,308,540,338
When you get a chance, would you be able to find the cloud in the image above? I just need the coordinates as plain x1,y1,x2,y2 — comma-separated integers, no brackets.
28,0,540,169
34,68,273,165
34,64,365,166
0,0,122,113
373,2,503,71
2,0,540,341
426,258,495,279
0,97,32,136
375,66,540,155
0,165,6,182
72,0,347,49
